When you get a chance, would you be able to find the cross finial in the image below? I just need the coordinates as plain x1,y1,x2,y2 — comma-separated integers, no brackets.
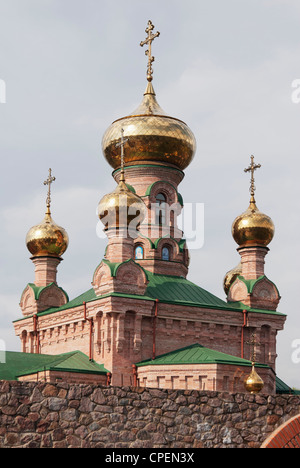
115,128,129,182
44,168,56,215
140,20,160,83
244,155,261,201
246,333,260,364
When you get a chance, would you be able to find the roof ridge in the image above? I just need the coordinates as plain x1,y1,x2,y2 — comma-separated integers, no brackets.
136,342,270,369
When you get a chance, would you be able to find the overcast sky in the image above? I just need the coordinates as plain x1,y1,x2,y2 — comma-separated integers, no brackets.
0,0,299,388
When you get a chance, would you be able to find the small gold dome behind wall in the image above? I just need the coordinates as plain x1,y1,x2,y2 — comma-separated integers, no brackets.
244,363,264,394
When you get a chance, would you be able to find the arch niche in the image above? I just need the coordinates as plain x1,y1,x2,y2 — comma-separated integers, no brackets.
261,414,300,448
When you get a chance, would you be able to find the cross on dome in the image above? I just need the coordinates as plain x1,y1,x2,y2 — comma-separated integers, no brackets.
44,168,56,215
140,20,160,82
244,155,261,201
246,333,260,364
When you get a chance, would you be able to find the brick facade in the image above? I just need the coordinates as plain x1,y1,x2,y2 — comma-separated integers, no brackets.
136,363,275,394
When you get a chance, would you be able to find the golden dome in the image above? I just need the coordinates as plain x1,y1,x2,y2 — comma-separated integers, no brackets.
232,197,274,248
26,211,69,258
102,82,196,171
244,363,264,394
98,173,146,230
223,261,242,295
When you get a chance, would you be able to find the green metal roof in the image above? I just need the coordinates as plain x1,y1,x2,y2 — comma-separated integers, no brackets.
14,263,285,322
235,275,280,296
0,350,108,381
145,271,229,309
275,376,300,395
20,283,69,303
136,343,270,369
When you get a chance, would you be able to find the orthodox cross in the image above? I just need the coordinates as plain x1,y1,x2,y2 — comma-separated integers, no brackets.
44,168,56,214
244,155,261,199
246,333,260,363
116,128,128,181
140,20,160,82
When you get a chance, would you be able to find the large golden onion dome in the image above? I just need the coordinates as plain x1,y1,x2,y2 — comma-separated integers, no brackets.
102,82,196,171
232,197,274,248
26,212,69,258
98,171,146,231
102,20,196,171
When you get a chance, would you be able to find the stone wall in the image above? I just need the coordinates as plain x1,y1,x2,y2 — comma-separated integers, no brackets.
0,380,300,449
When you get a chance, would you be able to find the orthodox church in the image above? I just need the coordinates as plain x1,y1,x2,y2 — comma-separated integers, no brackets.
5,21,290,394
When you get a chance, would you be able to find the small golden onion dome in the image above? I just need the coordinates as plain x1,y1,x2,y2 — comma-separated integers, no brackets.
102,82,196,171
223,261,242,295
26,211,69,258
244,363,264,394
98,174,146,230
232,197,274,248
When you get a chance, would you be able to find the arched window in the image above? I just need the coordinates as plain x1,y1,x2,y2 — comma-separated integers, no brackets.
155,193,167,225
162,246,170,261
135,245,144,260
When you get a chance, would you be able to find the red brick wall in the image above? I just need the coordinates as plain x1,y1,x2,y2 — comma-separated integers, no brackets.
261,414,300,448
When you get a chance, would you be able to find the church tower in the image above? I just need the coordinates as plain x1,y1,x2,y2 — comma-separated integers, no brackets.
19,169,69,352
224,156,280,311
101,20,196,278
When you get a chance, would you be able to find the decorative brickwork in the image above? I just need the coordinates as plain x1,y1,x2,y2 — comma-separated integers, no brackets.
261,414,300,448
0,381,300,448
136,362,275,394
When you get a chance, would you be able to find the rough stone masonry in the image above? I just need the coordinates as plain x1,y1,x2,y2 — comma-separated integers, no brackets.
0,380,300,448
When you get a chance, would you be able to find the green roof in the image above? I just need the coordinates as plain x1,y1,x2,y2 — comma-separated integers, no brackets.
32,271,235,318
235,275,280,296
24,282,69,302
14,264,285,321
136,343,270,369
0,350,108,381
145,271,229,309
275,376,300,395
